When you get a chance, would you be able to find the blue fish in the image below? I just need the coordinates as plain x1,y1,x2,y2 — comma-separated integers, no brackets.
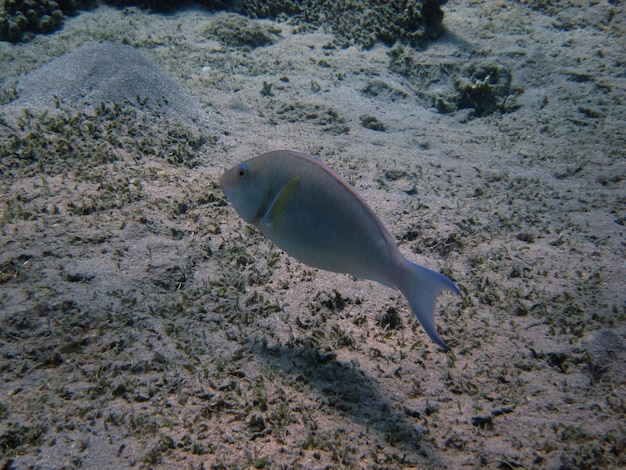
220,150,460,349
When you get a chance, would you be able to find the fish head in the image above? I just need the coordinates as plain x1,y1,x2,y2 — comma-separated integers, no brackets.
220,160,268,223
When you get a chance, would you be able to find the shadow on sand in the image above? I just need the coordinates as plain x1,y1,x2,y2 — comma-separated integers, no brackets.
254,339,439,462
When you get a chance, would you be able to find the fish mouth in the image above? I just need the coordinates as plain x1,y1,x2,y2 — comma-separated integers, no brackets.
219,181,233,201
218,174,229,193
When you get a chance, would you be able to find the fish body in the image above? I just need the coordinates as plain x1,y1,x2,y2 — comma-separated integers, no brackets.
220,150,459,349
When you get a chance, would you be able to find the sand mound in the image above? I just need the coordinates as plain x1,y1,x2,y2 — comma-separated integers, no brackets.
5,41,200,121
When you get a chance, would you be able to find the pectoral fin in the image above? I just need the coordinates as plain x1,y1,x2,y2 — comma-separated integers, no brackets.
260,176,300,232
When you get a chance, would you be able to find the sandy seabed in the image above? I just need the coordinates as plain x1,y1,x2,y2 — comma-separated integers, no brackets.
0,1,625,468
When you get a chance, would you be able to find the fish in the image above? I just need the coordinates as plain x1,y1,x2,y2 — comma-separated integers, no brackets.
220,150,460,350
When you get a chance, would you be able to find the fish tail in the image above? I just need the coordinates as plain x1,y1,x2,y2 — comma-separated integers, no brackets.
396,260,460,350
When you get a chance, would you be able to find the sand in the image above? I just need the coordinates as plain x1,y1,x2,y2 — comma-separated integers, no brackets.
0,1,624,468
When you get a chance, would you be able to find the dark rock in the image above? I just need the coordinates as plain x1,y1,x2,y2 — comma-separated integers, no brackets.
204,12,281,48
471,415,493,429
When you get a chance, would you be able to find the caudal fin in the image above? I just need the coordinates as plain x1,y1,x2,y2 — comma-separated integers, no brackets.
397,260,460,350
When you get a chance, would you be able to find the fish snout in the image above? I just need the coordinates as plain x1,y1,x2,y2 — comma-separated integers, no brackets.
219,172,231,194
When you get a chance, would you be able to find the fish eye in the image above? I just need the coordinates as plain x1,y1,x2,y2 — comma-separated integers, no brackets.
238,164,248,178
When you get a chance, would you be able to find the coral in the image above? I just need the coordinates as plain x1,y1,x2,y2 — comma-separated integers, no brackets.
454,63,517,116
1,1,448,46
389,45,519,117
0,0,81,42
239,0,448,48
